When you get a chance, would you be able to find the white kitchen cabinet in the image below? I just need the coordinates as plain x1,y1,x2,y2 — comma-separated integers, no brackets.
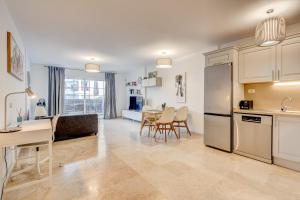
277,37,300,81
204,47,236,67
122,110,142,121
239,46,276,83
273,116,300,171
142,77,162,87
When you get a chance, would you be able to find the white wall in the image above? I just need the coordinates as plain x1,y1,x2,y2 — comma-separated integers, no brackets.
124,66,146,109
30,64,48,116
0,0,28,193
30,65,127,117
147,50,214,134
126,48,215,134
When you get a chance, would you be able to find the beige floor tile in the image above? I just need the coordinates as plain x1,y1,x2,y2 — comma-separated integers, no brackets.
4,118,300,200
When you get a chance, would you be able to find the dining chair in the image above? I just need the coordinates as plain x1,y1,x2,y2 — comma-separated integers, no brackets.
12,115,60,177
154,107,178,142
140,106,157,136
173,106,191,138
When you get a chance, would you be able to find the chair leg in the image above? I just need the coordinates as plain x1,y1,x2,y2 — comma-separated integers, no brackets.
148,125,151,137
184,121,191,136
36,147,41,176
167,128,171,135
171,124,179,139
15,148,21,170
164,128,167,143
154,124,159,138
140,121,146,136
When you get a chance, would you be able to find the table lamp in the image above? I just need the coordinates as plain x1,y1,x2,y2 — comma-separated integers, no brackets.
0,87,36,133
34,106,47,119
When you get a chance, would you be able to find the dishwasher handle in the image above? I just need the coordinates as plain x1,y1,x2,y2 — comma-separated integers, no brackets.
241,115,261,123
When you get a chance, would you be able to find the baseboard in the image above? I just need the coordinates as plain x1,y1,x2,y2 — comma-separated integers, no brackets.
274,157,300,172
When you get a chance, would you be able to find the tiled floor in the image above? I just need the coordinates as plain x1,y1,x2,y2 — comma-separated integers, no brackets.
4,119,300,200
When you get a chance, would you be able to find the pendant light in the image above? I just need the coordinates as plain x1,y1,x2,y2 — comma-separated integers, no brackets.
255,9,286,47
85,58,101,73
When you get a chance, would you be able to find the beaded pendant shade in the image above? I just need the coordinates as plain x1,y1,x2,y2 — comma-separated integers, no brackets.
255,16,286,47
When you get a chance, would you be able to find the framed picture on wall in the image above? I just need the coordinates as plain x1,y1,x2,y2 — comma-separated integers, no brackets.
7,32,24,81
175,72,186,103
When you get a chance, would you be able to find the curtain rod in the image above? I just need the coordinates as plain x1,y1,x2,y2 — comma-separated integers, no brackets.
42,65,120,74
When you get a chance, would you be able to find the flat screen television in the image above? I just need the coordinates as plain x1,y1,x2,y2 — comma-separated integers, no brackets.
129,96,143,111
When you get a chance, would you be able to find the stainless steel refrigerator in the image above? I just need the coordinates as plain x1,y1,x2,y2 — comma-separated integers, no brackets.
204,63,232,152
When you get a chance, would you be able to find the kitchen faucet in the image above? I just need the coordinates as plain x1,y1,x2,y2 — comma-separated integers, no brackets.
281,97,293,112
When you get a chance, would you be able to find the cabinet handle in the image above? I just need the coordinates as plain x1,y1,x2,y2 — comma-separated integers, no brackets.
278,69,280,80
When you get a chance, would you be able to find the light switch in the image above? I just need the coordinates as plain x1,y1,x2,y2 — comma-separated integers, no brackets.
248,89,255,94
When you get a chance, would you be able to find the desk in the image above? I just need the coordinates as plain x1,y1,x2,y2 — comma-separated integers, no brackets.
0,119,53,192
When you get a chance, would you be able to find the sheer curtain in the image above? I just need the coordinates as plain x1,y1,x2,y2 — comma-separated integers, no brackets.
48,66,65,116
104,72,117,119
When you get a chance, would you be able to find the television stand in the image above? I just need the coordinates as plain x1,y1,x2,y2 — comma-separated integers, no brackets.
121,110,142,122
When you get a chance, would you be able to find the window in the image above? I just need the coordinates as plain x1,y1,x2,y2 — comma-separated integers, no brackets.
64,79,105,117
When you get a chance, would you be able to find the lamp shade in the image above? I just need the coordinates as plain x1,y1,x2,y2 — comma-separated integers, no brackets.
156,58,172,68
255,16,286,47
85,63,101,73
34,106,47,117
25,87,36,98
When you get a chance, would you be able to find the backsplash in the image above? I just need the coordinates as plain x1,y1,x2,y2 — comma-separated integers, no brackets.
244,83,300,111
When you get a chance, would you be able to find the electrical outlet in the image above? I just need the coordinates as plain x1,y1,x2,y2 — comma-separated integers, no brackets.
248,89,255,94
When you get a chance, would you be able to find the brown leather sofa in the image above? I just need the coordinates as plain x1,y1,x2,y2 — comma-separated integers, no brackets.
54,114,98,141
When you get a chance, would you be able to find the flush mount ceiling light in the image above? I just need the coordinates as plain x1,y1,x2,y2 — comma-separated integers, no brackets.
255,9,286,47
156,52,172,68
156,58,172,68
85,58,101,73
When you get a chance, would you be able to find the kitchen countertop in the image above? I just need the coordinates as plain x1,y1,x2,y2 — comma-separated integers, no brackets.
233,108,300,117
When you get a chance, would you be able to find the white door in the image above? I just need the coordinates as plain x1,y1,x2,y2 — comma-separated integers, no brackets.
239,46,276,83
277,37,300,81
273,116,300,163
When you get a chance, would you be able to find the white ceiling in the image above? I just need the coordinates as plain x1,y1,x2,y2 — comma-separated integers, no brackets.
5,0,300,72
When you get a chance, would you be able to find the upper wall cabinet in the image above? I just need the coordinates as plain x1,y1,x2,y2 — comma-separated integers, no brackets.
239,46,276,83
142,77,162,87
277,37,300,81
238,35,300,84
205,49,233,67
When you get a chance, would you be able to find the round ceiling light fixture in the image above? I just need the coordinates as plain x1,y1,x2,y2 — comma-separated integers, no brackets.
156,52,172,68
85,58,101,73
255,9,286,47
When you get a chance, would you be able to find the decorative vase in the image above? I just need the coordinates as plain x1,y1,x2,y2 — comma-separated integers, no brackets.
17,116,23,126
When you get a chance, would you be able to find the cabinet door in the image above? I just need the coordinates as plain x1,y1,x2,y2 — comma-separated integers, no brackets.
273,116,300,163
239,46,276,83
141,79,148,87
206,51,231,67
277,37,300,81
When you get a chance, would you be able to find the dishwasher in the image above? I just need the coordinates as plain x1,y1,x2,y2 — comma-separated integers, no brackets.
233,113,272,163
